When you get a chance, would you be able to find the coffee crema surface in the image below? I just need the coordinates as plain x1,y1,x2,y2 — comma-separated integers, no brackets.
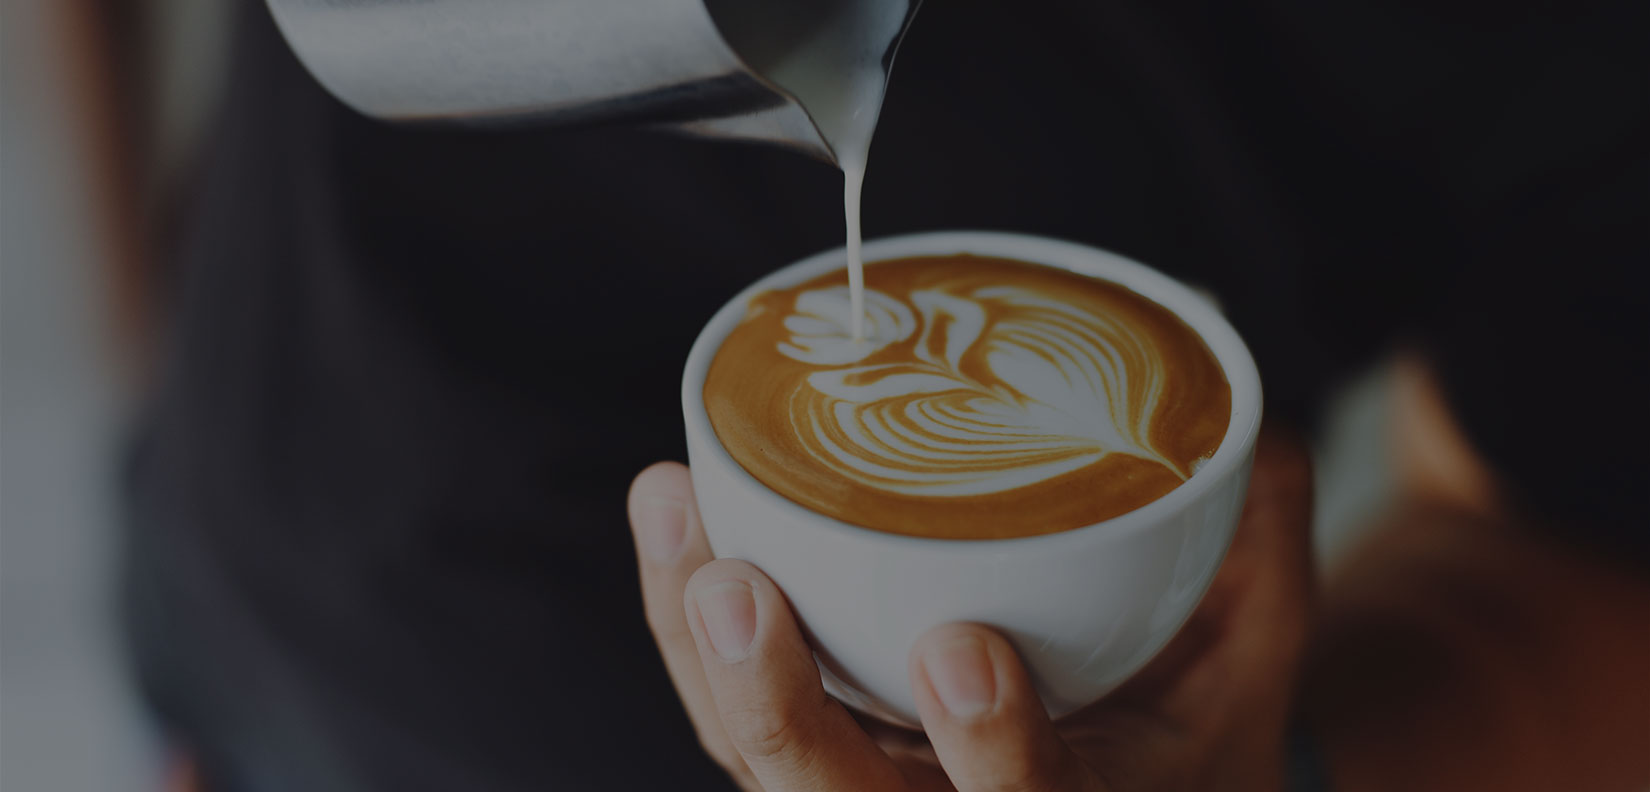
704,255,1231,539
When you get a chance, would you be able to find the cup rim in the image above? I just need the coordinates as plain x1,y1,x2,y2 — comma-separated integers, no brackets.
682,230,1263,551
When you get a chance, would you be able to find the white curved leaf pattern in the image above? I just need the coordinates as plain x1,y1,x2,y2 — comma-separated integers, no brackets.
777,286,915,365
774,283,1184,497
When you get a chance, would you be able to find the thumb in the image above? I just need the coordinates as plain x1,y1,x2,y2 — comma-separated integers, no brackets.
911,624,1107,792
685,559,906,791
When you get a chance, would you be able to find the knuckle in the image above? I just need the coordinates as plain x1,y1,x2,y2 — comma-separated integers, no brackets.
992,747,1092,792
720,700,817,762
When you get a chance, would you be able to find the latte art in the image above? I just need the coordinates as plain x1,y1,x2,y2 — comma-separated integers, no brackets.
784,283,1184,496
779,286,915,365
705,255,1231,539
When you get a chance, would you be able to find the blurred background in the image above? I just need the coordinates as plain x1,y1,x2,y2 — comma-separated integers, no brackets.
0,2,1399,789
2,1,226,788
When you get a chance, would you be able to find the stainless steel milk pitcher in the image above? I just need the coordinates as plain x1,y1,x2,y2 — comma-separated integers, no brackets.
265,0,921,164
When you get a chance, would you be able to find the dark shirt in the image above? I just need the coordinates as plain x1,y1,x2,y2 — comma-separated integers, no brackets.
123,1,1647,790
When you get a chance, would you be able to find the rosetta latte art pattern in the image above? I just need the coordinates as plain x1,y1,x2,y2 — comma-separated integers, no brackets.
779,283,1184,496
703,255,1230,538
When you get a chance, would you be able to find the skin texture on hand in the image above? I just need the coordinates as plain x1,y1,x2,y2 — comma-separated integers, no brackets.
628,427,1314,791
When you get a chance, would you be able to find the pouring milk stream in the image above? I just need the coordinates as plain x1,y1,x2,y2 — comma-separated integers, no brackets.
712,0,916,341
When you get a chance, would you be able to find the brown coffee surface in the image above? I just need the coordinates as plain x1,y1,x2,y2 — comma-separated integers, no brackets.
704,254,1231,539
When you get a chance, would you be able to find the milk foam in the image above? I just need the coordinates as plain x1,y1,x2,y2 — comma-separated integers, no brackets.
776,282,1183,497
703,255,1232,538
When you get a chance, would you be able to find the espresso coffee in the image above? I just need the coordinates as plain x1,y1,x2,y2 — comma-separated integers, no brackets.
704,254,1232,539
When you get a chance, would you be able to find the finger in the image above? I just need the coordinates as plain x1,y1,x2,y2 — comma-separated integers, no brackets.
685,559,906,792
1227,423,1314,583
1222,424,1315,659
628,463,746,778
1128,424,1314,744
911,624,1107,792
1118,423,1317,703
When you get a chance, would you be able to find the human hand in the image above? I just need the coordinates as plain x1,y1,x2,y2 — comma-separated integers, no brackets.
627,428,1313,791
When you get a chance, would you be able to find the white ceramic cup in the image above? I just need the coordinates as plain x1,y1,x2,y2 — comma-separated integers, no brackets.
682,231,1263,726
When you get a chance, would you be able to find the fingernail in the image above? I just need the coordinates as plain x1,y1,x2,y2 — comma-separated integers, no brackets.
922,635,996,719
695,581,756,662
634,496,688,563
